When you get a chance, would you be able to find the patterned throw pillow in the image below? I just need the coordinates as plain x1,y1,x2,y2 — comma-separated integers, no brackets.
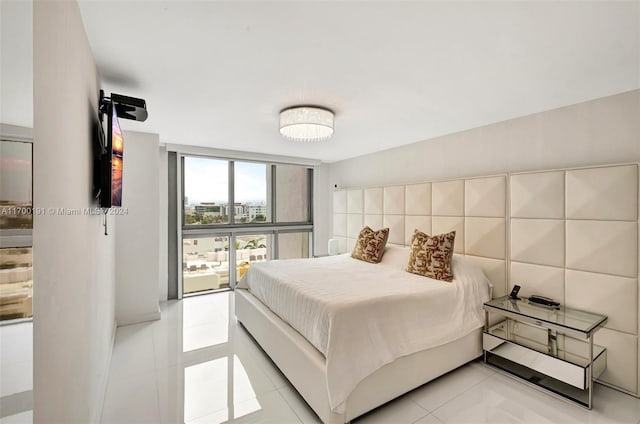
351,226,390,263
406,230,456,282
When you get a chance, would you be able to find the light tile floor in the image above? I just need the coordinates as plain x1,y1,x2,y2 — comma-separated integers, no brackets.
100,291,640,424
3,292,640,423
0,321,32,424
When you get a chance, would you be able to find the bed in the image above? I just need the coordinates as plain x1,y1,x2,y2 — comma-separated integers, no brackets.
235,245,492,423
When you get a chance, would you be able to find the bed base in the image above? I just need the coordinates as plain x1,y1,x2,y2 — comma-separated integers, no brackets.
235,288,482,424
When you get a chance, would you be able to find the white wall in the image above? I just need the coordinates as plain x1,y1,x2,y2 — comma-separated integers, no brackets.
115,130,161,325
33,1,115,422
329,90,640,188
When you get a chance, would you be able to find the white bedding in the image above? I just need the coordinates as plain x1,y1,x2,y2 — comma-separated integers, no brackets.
237,246,491,412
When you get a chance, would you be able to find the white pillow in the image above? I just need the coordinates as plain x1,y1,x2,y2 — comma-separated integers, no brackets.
379,245,411,270
450,254,493,301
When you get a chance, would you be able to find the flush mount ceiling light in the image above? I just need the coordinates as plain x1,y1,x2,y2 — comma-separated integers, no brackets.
279,106,334,142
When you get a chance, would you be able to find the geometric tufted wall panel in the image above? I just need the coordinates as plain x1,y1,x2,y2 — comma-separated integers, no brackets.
432,180,464,216
384,214,405,246
566,165,638,221
510,171,565,219
565,220,638,277
335,238,348,255
432,216,465,253
332,163,639,396
333,190,347,214
383,186,405,215
332,175,508,302
465,176,506,217
510,219,565,268
463,176,507,297
565,270,637,335
431,179,466,253
383,186,406,245
405,183,431,215
404,183,431,245
346,214,363,239
509,163,640,396
363,188,384,249
467,256,507,298
347,189,364,214
404,215,431,245
333,213,347,237
593,328,638,394
364,188,383,214
364,214,383,232
465,217,506,259
332,205,348,256
510,262,565,305
464,175,507,297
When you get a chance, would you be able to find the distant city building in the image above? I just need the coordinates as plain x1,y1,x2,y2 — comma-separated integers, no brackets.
225,203,247,220
187,201,270,223
182,237,226,255
247,205,267,221
195,202,223,216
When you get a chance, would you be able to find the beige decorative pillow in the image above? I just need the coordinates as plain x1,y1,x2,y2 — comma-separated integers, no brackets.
351,226,390,263
406,230,456,282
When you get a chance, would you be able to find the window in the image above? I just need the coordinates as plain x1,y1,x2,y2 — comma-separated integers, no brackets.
236,234,270,278
0,140,33,321
183,157,229,225
234,162,269,224
183,236,230,294
180,157,313,295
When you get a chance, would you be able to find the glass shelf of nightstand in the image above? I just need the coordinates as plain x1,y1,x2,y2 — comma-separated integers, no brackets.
484,296,607,338
486,320,606,369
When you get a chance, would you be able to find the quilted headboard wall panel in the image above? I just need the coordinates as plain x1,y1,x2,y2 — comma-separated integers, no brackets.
509,163,639,396
332,175,508,299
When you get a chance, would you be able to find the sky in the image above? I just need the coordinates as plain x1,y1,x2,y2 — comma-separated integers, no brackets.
184,157,267,204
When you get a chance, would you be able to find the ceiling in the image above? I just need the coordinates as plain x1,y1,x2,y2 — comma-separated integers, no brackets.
2,2,639,162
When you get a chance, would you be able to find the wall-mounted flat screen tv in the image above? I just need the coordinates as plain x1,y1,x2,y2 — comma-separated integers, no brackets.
99,102,123,208
110,102,123,207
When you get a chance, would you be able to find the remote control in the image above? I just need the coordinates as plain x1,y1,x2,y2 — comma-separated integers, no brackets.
528,295,560,307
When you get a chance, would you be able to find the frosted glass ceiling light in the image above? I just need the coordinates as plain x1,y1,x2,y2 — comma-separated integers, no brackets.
279,106,334,142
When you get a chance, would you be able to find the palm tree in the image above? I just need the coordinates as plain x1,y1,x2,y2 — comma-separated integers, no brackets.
243,239,266,249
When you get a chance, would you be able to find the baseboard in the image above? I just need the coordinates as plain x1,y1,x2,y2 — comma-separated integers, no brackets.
116,307,161,327
93,320,117,424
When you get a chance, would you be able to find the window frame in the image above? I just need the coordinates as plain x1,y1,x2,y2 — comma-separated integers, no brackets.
179,154,314,294
181,156,313,229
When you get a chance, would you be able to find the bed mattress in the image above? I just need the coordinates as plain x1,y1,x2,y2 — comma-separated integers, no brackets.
237,246,491,411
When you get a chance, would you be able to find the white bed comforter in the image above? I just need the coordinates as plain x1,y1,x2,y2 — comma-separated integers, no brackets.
237,248,491,411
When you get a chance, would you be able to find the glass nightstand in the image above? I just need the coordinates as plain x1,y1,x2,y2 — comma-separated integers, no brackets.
483,296,608,409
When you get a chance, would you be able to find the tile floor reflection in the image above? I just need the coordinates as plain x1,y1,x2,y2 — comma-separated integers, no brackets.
102,291,305,424
3,291,638,423
0,321,32,424
99,291,640,424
